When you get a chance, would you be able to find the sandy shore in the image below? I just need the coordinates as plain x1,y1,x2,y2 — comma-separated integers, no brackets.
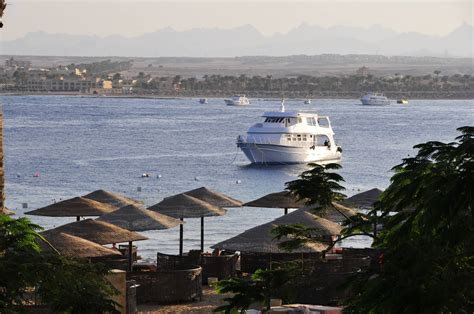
137,287,232,314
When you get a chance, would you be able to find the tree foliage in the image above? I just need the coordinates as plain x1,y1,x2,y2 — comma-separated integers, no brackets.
214,263,299,313
345,126,474,312
286,163,346,208
0,215,119,313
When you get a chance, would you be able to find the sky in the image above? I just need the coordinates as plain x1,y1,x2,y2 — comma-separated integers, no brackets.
0,0,472,41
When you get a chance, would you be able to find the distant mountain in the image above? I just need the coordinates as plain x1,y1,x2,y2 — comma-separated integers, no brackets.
1,23,472,57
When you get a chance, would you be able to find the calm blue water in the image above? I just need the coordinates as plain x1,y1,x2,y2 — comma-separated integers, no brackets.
2,96,473,260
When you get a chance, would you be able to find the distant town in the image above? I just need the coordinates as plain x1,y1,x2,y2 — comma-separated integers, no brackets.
1,56,473,99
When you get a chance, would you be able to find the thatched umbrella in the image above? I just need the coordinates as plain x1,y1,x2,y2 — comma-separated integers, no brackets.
0,207,14,215
39,231,122,258
345,188,383,208
243,191,306,215
183,187,242,251
212,209,340,253
97,204,182,232
303,202,359,224
148,194,226,255
184,186,243,207
25,197,117,221
83,189,142,208
43,219,148,271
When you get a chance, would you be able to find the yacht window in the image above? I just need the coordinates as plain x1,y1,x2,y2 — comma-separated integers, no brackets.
316,135,330,146
264,118,270,122
298,118,303,123
306,118,315,126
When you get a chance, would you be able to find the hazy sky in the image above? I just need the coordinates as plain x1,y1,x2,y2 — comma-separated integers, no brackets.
1,0,472,41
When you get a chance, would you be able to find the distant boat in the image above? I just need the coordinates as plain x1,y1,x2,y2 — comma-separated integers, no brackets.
304,99,311,104
224,95,250,106
397,99,409,104
199,98,208,104
360,92,390,106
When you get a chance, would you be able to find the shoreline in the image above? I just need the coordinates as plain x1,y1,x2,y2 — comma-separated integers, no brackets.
1,92,473,100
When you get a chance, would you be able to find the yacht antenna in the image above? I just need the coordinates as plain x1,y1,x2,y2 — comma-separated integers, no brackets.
280,99,285,112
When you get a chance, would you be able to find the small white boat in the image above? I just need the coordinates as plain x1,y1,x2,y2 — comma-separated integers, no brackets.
360,92,390,106
199,98,208,104
304,99,311,104
236,100,342,164
225,95,250,106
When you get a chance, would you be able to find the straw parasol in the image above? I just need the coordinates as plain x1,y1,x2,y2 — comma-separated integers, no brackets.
1,207,14,215
183,186,242,251
97,204,182,232
148,194,226,255
83,189,142,208
184,186,243,207
25,197,117,221
243,191,307,215
39,231,122,258
212,209,341,254
303,202,359,224
43,219,148,271
345,188,383,208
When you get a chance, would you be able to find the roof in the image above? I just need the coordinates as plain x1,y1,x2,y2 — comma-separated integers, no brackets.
39,232,122,258
43,219,148,245
243,191,306,209
262,111,316,118
148,194,226,218
212,209,340,253
184,187,242,207
82,189,142,209
25,197,117,217
345,188,383,208
97,204,182,231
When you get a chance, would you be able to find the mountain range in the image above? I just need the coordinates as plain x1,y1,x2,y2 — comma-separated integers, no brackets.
1,23,472,58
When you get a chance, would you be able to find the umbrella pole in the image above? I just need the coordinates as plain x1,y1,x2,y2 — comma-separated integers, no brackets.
284,208,288,215
179,218,184,256
200,217,204,252
128,241,133,272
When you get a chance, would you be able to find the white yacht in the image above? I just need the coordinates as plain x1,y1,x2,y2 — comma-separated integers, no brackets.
225,95,250,106
236,100,342,164
360,92,390,105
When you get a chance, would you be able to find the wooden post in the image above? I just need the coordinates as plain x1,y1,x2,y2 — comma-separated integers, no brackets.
76,216,80,221
284,208,288,215
128,241,133,272
179,218,184,256
201,217,204,252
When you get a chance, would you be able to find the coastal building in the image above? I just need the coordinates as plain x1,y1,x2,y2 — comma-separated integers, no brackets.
26,78,93,92
5,57,31,69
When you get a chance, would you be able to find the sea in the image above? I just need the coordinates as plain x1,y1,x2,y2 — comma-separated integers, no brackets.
2,96,473,260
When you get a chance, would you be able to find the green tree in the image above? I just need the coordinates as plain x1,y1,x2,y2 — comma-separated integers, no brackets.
0,215,119,313
345,126,474,313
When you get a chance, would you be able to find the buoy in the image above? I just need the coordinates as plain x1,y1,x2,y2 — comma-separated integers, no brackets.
22,203,28,209
157,174,162,178
33,172,40,178
236,180,241,184
194,176,199,181
137,187,142,192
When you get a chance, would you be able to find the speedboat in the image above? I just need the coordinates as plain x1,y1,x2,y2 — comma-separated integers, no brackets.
236,100,342,164
225,95,250,106
360,92,390,105
397,99,408,104
199,98,208,104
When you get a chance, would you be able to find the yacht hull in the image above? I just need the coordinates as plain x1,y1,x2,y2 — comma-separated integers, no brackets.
238,142,341,164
